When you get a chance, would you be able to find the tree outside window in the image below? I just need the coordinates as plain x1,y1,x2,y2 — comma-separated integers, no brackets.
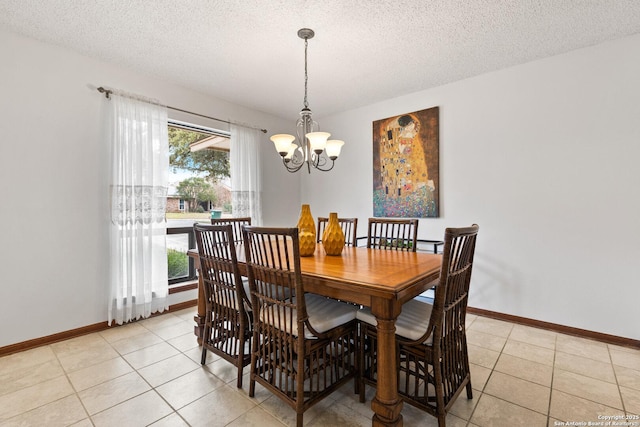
167,125,231,217
175,177,216,213
169,127,230,181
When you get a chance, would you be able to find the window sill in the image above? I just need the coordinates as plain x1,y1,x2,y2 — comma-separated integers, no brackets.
168,279,198,294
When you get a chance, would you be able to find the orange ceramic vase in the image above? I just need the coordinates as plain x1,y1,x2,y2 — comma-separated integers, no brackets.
322,212,345,256
297,204,316,256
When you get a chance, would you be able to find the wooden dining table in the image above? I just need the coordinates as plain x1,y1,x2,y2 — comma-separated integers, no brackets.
189,244,442,427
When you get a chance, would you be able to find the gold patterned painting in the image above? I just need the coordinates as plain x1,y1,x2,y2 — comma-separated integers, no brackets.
373,107,439,218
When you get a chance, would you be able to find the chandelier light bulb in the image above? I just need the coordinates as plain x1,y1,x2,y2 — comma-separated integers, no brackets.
325,140,345,160
270,134,296,156
306,132,330,154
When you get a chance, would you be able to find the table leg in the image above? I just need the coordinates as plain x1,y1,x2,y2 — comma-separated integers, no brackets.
371,299,403,427
189,253,205,345
193,273,205,345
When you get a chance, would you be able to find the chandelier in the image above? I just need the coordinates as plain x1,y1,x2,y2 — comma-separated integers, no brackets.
270,28,344,173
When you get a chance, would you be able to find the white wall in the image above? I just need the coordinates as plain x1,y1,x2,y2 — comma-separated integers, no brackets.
304,34,640,340
0,29,298,347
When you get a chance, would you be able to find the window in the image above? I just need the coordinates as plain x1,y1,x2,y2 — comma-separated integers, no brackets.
166,120,231,285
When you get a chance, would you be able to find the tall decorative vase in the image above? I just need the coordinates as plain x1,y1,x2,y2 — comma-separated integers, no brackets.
322,212,345,256
297,204,316,257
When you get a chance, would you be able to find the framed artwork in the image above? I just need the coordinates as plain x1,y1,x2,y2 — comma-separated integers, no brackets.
373,106,439,218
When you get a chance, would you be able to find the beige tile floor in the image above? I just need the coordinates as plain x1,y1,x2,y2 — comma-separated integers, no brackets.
1,308,639,426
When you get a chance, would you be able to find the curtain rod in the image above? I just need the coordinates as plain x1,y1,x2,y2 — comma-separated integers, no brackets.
96,87,267,133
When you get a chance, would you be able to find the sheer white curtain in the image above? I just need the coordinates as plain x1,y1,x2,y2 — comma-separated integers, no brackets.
106,92,169,325
230,124,263,225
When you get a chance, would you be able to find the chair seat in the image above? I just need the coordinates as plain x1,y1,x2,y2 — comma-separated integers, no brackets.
259,293,357,339
356,298,434,343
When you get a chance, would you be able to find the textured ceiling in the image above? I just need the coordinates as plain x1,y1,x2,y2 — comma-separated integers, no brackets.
2,1,640,120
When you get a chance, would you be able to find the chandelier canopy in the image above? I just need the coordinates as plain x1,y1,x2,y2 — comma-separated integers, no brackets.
270,28,344,173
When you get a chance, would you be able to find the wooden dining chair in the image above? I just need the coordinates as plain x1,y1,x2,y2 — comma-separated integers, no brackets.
242,226,359,427
193,224,251,388
366,218,419,251
210,216,251,243
317,216,358,246
358,224,479,427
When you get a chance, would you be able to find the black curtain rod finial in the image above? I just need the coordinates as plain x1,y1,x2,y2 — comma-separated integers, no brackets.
97,87,112,99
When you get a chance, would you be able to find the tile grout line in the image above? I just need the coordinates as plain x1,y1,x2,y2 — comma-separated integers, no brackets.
51,343,94,426
547,333,558,427
464,314,480,427
137,317,214,427
608,343,628,416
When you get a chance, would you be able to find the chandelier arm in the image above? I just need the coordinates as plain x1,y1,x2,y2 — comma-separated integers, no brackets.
311,153,318,168
282,149,335,173
316,153,328,167
313,158,336,172
288,150,305,167
282,158,305,173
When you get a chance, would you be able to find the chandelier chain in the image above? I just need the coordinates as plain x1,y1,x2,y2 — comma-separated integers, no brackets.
303,38,309,109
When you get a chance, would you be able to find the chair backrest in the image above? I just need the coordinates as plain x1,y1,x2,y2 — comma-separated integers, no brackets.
211,217,251,243
419,224,479,346
193,223,248,314
242,226,310,338
366,218,419,252
317,217,358,246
